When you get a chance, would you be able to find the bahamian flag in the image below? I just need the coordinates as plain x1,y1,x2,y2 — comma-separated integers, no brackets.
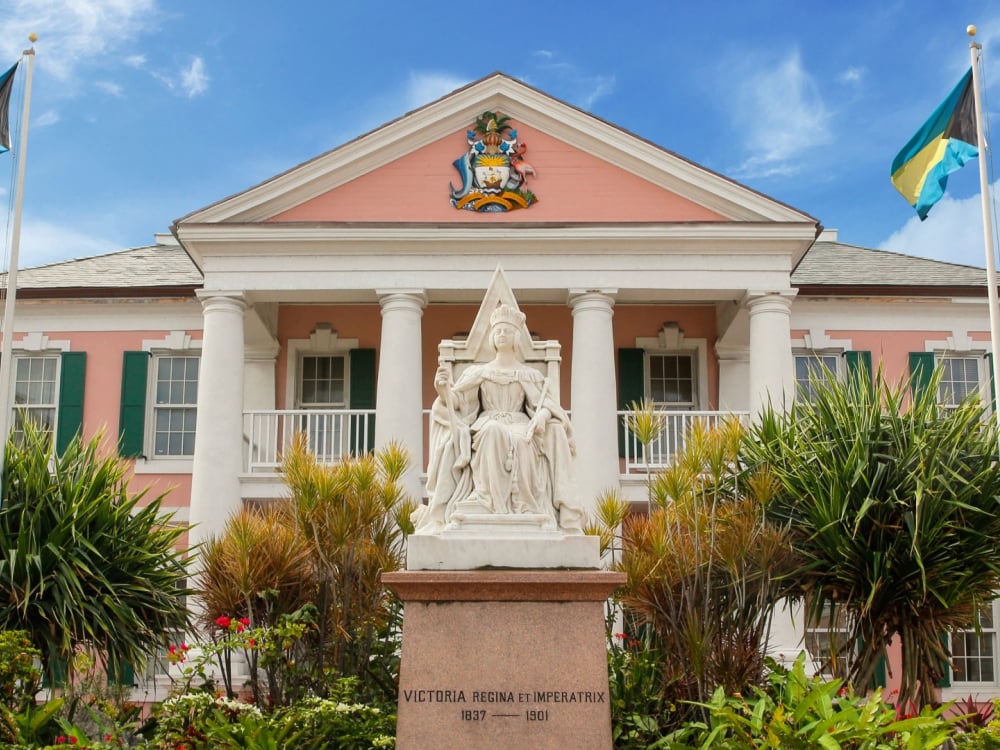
0,62,17,154
891,68,978,220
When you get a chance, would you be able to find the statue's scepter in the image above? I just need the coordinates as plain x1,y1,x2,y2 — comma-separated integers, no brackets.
438,357,467,469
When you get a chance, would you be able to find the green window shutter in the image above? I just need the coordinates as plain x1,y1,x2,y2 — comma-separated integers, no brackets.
119,351,149,458
857,635,888,690
349,348,376,454
843,350,872,382
987,353,996,412
908,352,935,398
938,632,951,688
617,348,645,458
55,351,86,454
106,653,136,688
42,654,68,688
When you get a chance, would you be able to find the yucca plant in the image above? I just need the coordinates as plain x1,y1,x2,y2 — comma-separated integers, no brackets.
0,422,190,685
743,364,1000,708
605,417,798,727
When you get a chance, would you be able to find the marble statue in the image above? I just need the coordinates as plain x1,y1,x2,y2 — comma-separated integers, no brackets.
415,302,585,535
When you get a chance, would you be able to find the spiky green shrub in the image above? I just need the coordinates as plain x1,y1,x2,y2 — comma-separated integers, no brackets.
743,364,1000,708
196,436,415,705
599,418,798,728
0,422,189,685
282,436,414,701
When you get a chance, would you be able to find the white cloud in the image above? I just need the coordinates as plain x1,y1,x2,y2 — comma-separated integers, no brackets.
726,49,832,180
13,217,121,268
34,110,59,127
95,80,123,97
839,66,865,84
180,56,208,97
878,182,1000,267
124,54,147,68
0,0,159,83
525,52,616,109
403,72,467,111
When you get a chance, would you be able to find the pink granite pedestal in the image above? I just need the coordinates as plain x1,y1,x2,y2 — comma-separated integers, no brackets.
382,570,625,750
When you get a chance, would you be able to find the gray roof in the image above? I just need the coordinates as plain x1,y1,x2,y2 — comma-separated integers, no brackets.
3,241,202,291
792,240,987,289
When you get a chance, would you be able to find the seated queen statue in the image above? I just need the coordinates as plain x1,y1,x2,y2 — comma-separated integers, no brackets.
415,303,585,535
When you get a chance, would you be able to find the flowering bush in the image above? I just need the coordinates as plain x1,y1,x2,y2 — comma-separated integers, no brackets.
150,691,262,750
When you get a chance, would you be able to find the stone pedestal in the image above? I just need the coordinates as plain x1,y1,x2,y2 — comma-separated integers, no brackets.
383,570,625,750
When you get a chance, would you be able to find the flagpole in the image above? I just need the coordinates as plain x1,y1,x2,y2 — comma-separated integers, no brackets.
967,27,1000,453
0,36,37,501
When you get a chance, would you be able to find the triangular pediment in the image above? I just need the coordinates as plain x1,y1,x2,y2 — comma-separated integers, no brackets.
178,72,814,227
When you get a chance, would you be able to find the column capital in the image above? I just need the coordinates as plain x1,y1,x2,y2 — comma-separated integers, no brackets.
196,290,247,314
376,290,428,315
745,290,796,317
567,290,617,314
714,343,750,362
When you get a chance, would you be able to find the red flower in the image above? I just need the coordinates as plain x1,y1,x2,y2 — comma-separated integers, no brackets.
248,638,256,647
240,617,250,626
216,615,232,629
56,737,67,744
69,738,78,745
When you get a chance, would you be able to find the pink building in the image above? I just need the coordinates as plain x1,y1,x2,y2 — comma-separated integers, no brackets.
4,73,995,701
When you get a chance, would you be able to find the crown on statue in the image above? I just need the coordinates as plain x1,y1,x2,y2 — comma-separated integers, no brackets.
490,303,525,329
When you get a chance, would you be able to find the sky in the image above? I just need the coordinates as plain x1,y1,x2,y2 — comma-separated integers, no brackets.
0,0,999,272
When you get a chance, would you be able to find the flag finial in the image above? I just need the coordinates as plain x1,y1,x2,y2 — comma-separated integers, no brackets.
28,33,37,43
967,25,977,37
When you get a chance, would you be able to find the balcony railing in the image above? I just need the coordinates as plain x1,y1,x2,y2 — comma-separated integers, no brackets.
619,409,749,475
244,408,744,475
244,409,376,472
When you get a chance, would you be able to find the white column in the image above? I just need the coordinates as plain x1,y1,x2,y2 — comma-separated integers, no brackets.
375,290,427,503
244,344,279,412
189,292,247,551
747,292,796,415
569,290,620,515
715,344,750,413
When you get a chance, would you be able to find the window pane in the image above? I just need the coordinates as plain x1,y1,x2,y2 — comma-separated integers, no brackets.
647,354,696,407
152,356,199,456
938,356,981,407
299,355,347,407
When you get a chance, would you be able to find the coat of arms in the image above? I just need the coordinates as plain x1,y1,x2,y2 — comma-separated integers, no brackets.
449,111,537,212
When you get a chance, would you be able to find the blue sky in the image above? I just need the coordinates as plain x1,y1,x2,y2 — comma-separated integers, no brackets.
0,0,998,271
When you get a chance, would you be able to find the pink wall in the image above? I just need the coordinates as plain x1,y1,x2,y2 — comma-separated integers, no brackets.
270,124,727,224
791,327,992,384
10,330,202,509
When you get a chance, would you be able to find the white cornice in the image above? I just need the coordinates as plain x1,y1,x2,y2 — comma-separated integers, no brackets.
177,221,817,245
178,73,816,228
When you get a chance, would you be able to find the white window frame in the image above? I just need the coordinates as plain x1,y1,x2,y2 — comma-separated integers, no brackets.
284,325,358,409
147,354,200,459
803,603,853,679
634,325,708,411
133,332,202,474
923,334,993,414
793,350,844,403
5,333,71,444
935,352,990,411
945,600,1000,696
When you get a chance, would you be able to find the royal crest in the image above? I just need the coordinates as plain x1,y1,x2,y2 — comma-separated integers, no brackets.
449,111,537,212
